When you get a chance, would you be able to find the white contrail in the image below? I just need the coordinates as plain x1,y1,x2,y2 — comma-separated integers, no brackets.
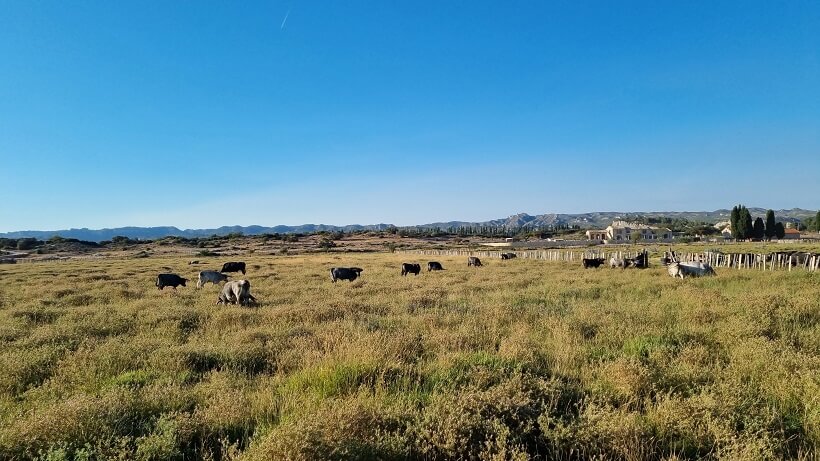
281,7,292,30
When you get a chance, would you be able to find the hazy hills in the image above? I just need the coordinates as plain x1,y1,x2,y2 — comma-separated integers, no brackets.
0,224,392,242
1,209,814,242
411,208,813,230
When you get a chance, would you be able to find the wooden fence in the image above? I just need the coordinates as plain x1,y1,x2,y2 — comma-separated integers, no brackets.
401,249,646,262
668,251,820,272
400,249,820,272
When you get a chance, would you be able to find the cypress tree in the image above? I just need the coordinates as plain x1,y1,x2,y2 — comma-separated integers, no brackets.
765,210,776,239
730,205,740,239
734,206,752,239
753,217,765,239
775,222,785,239
742,206,753,239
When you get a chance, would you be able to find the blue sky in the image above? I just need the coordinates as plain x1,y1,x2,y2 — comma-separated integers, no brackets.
1,1,818,232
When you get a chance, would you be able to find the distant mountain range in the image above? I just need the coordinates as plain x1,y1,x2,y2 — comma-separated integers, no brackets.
0,224,392,242
1,208,814,242
423,208,814,230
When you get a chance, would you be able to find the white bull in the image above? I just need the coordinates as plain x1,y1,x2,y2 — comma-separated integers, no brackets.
667,261,716,279
197,270,229,288
217,279,256,306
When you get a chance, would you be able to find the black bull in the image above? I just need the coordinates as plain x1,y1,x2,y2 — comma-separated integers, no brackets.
330,267,364,282
221,261,246,275
401,263,421,276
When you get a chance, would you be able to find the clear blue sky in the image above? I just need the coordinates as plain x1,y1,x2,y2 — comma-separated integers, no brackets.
1,1,818,232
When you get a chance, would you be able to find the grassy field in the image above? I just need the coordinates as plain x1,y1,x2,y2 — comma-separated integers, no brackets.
0,250,818,460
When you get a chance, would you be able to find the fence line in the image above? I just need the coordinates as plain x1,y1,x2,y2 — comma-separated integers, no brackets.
6,249,818,272
401,249,646,262
399,249,820,272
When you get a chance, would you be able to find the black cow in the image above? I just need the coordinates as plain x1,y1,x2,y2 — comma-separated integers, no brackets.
468,256,482,267
582,257,605,268
156,273,188,290
628,250,649,269
401,263,421,276
427,261,444,271
221,261,246,275
501,253,517,260
330,267,363,282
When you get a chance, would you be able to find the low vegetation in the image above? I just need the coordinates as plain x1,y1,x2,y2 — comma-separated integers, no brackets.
0,249,818,460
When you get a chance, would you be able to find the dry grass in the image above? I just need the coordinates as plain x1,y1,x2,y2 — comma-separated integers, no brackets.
0,250,818,460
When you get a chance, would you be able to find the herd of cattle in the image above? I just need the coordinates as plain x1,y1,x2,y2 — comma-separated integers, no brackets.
582,250,717,278
155,261,256,306
582,250,650,269
154,251,716,307
153,257,492,306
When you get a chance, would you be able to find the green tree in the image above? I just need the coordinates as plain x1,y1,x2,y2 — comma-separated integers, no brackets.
16,238,39,250
318,237,336,251
816,211,820,232
735,205,753,239
743,207,753,239
730,205,740,238
775,222,785,239
753,217,765,239
765,210,776,239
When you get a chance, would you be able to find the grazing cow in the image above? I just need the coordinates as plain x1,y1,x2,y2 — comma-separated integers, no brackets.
220,261,246,275
156,273,188,290
610,257,626,269
787,252,811,266
216,279,256,306
401,263,421,276
629,250,649,269
660,251,677,267
427,261,444,271
467,256,483,267
582,257,606,268
501,253,517,260
610,252,648,269
197,270,229,288
330,267,363,282
667,261,716,279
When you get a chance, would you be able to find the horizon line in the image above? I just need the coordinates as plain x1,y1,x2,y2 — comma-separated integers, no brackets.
1,207,816,235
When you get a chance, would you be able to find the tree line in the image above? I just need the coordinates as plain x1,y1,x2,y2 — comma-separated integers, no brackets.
728,205,820,240
3,209,819,252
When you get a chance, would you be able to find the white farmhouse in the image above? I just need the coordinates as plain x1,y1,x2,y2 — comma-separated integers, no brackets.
604,220,673,242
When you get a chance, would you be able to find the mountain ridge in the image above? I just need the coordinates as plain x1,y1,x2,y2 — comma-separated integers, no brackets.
1,208,814,242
